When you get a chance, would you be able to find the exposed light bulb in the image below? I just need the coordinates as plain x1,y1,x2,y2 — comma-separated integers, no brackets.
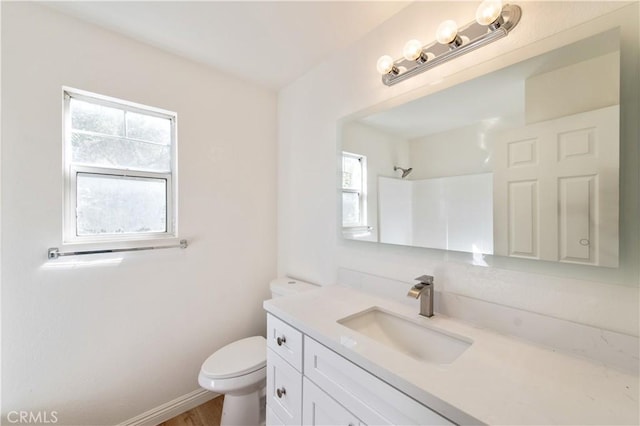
436,20,459,45
476,0,503,26
402,39,424,61
376,55,395,75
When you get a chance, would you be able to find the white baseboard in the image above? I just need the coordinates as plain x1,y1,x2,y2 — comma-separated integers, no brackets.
118,388,218,426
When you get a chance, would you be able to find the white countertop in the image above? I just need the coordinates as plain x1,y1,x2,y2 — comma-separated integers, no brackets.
263,285,639,425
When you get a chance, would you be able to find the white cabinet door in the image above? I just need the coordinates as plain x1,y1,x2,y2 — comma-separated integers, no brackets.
493,105,619,266
266,348,303,425
303,378,362,426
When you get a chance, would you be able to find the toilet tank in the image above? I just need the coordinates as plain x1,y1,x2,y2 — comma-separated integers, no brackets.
270,277,318,298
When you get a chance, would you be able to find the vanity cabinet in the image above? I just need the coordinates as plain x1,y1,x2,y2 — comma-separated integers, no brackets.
266,314,453,426
266,315,304,424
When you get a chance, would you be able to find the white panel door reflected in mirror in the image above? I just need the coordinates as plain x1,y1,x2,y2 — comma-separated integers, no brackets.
340,29,620,267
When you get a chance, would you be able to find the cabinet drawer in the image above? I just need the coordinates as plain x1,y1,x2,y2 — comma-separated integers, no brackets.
304,337,453,425
267,314,303,371
303,377,362,426
267,348,303,425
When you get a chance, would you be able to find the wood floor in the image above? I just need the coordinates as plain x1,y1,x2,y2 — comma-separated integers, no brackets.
158,395,224,426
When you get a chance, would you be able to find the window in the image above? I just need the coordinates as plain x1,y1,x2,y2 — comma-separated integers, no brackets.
63,88,177,243
341,151,367,227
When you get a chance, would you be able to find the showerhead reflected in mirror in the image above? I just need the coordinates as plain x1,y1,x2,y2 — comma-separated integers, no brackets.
340,29,621,268
394,166,413,178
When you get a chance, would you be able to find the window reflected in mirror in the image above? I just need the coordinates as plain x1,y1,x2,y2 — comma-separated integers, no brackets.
342,152,368,232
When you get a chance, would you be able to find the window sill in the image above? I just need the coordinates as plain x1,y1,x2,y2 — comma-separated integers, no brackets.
342,226,373,237
63,233,178,247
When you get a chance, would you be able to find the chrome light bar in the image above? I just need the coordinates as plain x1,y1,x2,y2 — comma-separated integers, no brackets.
378,3,521,86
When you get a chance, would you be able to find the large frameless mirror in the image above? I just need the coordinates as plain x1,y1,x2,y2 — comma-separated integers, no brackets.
340,29,622,268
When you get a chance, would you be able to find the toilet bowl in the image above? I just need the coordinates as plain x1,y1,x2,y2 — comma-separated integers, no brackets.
198,278,318,426
198,336,267,426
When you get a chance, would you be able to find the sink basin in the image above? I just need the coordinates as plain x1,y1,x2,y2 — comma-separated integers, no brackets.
338,307,472,364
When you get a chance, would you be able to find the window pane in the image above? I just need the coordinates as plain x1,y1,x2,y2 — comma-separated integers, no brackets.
70,98,124,137
126,111,171,145
342,192,360,226
76,173,167,236
342,155,362,190
71,132,171,172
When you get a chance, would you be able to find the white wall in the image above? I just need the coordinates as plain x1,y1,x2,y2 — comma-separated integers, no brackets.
526,51,620,123
408,122,495,180
2,3,276,424
278,2,639,336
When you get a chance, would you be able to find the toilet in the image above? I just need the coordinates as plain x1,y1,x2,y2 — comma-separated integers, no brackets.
198,278,317,426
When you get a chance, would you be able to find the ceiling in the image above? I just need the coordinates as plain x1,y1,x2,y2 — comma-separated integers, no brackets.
45,1,411,90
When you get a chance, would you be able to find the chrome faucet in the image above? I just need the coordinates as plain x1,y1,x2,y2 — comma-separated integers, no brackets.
407,275,434,318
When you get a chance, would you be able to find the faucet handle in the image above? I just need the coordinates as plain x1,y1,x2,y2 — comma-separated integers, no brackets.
415,275,434,285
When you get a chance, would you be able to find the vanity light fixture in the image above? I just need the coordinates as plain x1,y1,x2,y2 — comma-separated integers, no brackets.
377,0,521,86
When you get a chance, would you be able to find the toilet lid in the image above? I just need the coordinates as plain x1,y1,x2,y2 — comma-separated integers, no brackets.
201,336,266,379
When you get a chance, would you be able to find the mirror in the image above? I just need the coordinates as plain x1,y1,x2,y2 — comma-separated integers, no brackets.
341,29,620,268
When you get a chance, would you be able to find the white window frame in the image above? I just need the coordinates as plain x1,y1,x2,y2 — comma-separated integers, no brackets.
62,87,178,245
341,151,367,229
